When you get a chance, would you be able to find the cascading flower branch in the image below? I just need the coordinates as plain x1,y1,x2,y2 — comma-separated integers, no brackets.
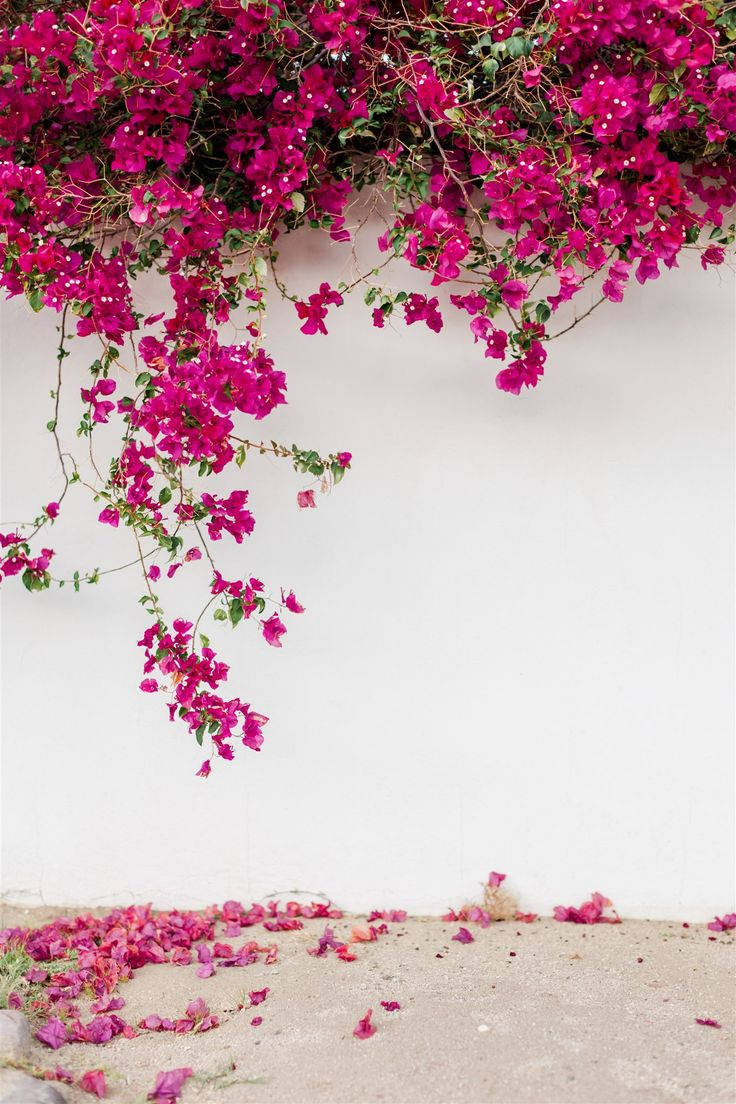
0,0,734,770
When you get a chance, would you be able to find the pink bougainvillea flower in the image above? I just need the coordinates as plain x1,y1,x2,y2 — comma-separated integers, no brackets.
297,490,316,509
488,872,506,888
295,283,343,335
36,1017,68,1050
281,589,305,613
249,988,269,1006
307,925,355,960
195,942,215,978
261,614,287,648
147,1068,194,1104
79,1070,107,1098
337,452,352,467
515,912,538,923
251,1016,263,1026
707,914,736,932
353,1008,376,1039
45,1068,74,1085
350,925,376,942
368,909,407,923
97,507,119,528
45,502,59,519
90,996,124,1014
452,927,474,944
553,893,620,925
695,1018,722,1028
380,1000,400,1012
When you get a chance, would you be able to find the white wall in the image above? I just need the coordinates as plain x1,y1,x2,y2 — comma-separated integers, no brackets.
1,225,734,920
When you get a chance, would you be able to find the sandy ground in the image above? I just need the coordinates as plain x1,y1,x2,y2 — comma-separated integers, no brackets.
1,906,734,1104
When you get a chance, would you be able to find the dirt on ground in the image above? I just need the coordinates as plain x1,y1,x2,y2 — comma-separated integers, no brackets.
0,905,734,1104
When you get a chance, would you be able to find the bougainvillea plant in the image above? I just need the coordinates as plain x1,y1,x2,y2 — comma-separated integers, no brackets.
1,0,734,771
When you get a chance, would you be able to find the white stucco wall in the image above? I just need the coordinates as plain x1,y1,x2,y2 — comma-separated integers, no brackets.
1,228,734,920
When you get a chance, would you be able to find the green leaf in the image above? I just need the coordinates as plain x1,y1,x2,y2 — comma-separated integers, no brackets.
505,35,527,58
158,486,172,505
28,288,44,312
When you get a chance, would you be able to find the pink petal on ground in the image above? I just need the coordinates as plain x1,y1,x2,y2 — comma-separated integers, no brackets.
695,1018,722,1028
708,914,736,932
351,925,375,943
139,1015,164,1031
79,1069,107,1098
488,872,506,887
91,996,125,1014
36,1017,68,1050
380,1001,400,1012
251,1016,263,1026
452,927,474,944
146,1068,194,1103
553,893,620,925
46,1068,74,1084
249,988,269,1006
353,1009,376,1039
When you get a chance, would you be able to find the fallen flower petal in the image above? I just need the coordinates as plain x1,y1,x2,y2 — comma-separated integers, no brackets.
79,1069,107,1098
380,1001,400,1012
249,988,269,1006
707,914,736,932
353,1008,376,1039
251,1016,263,1026
452,927,474,944
45,1068,74,1085
147,1068,194,1104
553,893,620,925
695,1018,722,1028
36,1017,68,1050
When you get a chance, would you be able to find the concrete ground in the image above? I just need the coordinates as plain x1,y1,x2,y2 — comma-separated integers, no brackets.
1,907,734,1104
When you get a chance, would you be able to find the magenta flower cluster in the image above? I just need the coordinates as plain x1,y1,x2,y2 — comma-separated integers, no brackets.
0,0,733,768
